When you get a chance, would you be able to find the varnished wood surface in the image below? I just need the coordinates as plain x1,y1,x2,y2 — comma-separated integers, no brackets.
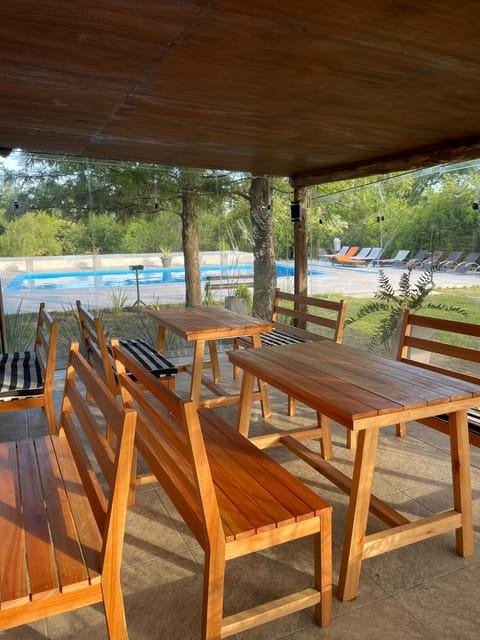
0,346,135,637
230,340,480,431
113,342,333,636
148,306,271,341
229,339,477,602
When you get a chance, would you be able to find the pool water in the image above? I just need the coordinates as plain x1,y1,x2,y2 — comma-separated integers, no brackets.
6,263,325,291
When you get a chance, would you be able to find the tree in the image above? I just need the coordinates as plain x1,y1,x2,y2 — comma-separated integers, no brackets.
0,211,76,256
249,176,276,319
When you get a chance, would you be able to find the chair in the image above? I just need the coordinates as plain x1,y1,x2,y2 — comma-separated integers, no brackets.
377,249,410,267
76,300,177,396
407,249,429,268
113,341,332,639
437,250,464,270
363,247,383,263
419,250,444,269
330,246,360,264
0,343,136,637
0,302,58,434
318,245,349,260
451,252,480,273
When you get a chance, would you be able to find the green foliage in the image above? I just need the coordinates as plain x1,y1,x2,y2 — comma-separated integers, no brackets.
108,288,128,314
0,211,76,256
345,269,467,351
4,303,36,351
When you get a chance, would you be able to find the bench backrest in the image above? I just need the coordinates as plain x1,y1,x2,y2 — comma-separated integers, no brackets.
272,289,346,342
58,343,136,574
76,300,119,394
396,309,480,384
34,302,58,386
112,341,221,548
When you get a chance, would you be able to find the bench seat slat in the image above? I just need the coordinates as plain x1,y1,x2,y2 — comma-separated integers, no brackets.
34,437,90,591
16,439,59,600
0,442,29,608
200,410,330,521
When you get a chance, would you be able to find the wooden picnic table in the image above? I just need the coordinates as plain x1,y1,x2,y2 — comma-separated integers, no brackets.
228,339,478,601
148,306,272,411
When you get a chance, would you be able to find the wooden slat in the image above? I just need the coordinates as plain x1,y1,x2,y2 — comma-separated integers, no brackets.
51,435,102,584
34,437,90,591
0,442,29,608
16,439,59,600
201,410,329,518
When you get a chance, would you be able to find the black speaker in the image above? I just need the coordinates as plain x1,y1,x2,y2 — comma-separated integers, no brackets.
290,200,301,221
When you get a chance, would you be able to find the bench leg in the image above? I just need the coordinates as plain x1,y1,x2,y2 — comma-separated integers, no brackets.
287,396,296,417
314,515,332,627
102,577,128,639
202,548,225,640
396,422,407,437
44,393,57,435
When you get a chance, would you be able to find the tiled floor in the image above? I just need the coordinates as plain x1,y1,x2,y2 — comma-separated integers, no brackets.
1,354,479,639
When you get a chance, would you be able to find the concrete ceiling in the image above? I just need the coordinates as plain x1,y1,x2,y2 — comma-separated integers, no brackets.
2,1,480,185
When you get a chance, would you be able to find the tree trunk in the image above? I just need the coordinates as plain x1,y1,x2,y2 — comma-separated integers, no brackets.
249,176,276,319
293,186,308,328
181,183,202,307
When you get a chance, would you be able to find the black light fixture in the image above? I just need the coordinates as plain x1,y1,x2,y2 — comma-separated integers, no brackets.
290,200,301,222
472,200,479,210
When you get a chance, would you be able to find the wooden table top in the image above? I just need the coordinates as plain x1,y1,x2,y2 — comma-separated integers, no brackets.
228,340,480,431
148,306,272,341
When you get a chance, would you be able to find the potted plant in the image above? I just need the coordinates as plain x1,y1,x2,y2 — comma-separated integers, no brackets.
160,246,173,268
345,268,466,353
225,283,252,315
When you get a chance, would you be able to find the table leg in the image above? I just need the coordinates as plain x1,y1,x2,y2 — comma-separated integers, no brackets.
207,340,221,382
155,325,166,352
251,334,271,418
449,410,473,557
337,427,379,601
236,370,256,438
190,339,206,403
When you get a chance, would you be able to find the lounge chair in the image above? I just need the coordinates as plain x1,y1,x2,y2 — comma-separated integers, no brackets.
362,247,383,265
419,250,444,269
407,249,429,268
330,246,360,264
377,249,410,267
318,245,349,261
437,250,464,270
451,252,480,273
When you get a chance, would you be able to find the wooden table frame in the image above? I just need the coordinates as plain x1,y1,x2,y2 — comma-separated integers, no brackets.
228,340,478,601
149,306,272,412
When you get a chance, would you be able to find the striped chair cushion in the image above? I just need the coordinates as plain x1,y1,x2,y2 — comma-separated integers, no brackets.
260,329,306,347
118,339,177,377
0,351,44,400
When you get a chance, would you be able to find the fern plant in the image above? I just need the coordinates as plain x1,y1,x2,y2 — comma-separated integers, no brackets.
345,268,466,351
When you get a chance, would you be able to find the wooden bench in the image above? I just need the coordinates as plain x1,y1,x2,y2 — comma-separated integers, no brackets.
233,290,347,457
0,302,58,434
77,300,177,396
204,273,254,299
0,343,136,637
77,300,177,499
395,309,480,447
112,340,332,640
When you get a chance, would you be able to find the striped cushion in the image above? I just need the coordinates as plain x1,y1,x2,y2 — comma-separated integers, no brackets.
118,339,177,377
0,351,44,400
260,329,306,347
430,410,480,438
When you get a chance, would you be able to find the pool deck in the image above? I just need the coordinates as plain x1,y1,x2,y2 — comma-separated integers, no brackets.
2,261,480,313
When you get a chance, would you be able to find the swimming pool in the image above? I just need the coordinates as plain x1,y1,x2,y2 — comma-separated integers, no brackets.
6,263,325,292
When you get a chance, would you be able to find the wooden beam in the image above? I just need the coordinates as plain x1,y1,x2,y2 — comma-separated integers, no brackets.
291,136,480,188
